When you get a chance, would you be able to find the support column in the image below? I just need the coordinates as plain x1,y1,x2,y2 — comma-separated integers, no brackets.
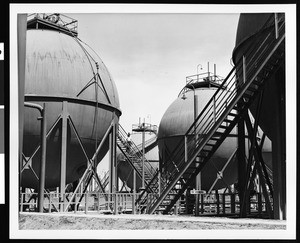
18,14,27,200
272,67,286,220
237,114,247,217
194,93,200,216
60,101,68,212
132,169,136,215
142,126,145,189
237,62,247,217
38,103,47,212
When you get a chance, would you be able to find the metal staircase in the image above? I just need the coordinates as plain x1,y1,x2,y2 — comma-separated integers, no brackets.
146,13,285,214
116,124,158,191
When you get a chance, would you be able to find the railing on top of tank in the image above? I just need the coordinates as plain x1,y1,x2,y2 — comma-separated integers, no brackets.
118,124,157,179
148,13,285,211
178,72,225,98
132,122,158,134
27,13,78,33
186,71,224,85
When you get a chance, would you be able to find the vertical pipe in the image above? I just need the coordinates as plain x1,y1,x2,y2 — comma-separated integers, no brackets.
207,61,210,80
214,63,216,82
38,103,47,212
60,101,68,212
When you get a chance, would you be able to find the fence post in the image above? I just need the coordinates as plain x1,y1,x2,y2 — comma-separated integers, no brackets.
85,193,88,214
20,193,24,212
97,192,100,213
49,193,51,213
200,194,204,214
258,193,262,216
222,193,226,214
74,193,77,214
114,194,118,215
216,190,220,215
231,193,236,214
132,192,136,215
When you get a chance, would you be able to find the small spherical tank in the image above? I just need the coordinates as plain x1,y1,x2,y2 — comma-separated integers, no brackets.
157,85,238,191
117,134,159,190
232,13,285,141
22,28,121,189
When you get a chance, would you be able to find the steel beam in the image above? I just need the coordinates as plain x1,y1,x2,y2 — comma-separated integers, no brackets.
24,94,122,117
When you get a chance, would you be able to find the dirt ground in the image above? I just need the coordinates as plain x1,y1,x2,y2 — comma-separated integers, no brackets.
19,212,286,230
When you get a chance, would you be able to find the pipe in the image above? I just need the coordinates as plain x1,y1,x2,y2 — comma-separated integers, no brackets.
24,102,47,213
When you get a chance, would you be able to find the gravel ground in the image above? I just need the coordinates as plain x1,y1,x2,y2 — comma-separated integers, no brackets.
19,212,286,230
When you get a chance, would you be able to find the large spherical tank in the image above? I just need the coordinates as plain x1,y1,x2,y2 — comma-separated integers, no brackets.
158,87,238,191
232,13,285,141
22,29,121,189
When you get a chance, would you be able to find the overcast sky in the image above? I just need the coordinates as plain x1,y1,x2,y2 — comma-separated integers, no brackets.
68,13,240,133
64,13,240,174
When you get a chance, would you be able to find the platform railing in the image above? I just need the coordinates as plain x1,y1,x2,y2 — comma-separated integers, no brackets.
20,192,142,214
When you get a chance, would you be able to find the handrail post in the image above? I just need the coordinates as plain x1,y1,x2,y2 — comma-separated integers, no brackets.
243,55,246,84
184,135,188,162
274,13,279,39
85,192,88,214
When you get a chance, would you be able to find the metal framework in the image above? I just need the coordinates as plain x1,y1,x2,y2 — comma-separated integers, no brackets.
143,13,285,215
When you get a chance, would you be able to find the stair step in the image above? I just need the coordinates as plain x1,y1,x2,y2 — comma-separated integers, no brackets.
247,86,258,93
223,118,234,123
218,124,229,129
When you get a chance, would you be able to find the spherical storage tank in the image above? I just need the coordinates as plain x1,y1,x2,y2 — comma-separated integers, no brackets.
157,83,238,191
22,17,121,190
232,13,285,142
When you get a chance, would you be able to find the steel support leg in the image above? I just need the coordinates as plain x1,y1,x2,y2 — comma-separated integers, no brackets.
60,101,68,212
38,103,47,212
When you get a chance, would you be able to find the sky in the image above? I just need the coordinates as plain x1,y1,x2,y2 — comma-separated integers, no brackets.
68,13,240,133
64,13,240,174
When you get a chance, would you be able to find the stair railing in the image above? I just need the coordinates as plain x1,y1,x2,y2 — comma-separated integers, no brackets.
147,13,285,213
